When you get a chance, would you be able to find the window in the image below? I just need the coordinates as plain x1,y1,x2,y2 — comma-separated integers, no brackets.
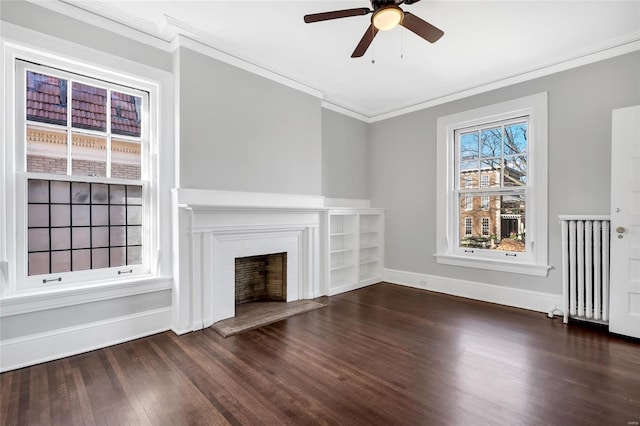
464,218,472,236
22,64,147,280
435,93,550,276
1,45,170,294
482,218,490,237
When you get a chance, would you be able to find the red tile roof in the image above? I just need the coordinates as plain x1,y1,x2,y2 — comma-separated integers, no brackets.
27,70,141,138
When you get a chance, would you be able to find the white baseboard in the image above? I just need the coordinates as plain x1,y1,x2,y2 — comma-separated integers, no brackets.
383,268,563,313
328,277,379,296
0,307,172,372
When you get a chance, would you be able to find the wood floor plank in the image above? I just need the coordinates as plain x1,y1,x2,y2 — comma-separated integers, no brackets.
2,282,639,425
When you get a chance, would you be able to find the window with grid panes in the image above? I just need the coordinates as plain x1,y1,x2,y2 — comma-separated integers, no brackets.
436,93,549,276
19,60,149,281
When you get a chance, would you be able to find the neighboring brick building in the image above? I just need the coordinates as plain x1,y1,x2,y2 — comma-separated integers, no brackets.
459,167,525,251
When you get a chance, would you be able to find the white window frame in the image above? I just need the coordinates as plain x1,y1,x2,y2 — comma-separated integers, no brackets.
481,217,490,237
435,93,550,276
1,31,173,307
464,217,472,236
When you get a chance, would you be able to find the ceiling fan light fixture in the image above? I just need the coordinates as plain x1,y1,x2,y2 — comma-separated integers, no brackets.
372,6,403,31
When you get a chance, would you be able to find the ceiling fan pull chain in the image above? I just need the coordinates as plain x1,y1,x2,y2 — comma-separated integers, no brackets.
401,28,404,59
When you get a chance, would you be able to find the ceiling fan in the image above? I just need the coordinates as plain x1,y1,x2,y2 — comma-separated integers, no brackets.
303,0,444,58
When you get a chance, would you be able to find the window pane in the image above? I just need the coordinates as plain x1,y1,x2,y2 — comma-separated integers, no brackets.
71,133,106,177
111,91,141,137
110,226,126,246
72,227,90,249
459,131,478,160
51,250,71,273
51,205,70,227
27,125,68,175
127,226,142,245
504,123,527,155
72,250,91,271
26,71,67,126
111,138,141,180
28,204,49,227
126,185,142,205
127,206,143,225
91,184,109,204
91,205,109,226
110,247,126,267
481,127,501,158
459,194,526,252
92,226,109,247
50,181,70,203
110,185,126,204
92,248,109,269
28,179,49,203
71,182,90,204
72,82,107,132
459,161,478,189
29,252,50,276
110,206,126,225
28,228,49,252
51,228,71,250
504,156,527,187
480,159,501,187
127,246,142,265
71,205,90,226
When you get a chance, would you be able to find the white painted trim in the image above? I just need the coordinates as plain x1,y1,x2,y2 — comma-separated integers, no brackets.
22,0,171,50
433,254,551,277
0,306,172,372
328,278,379,296
383,268,562,314
370,35,640,122
0,277,172,317
321,102,372,123
558,215,611,221
173,188,326,209
170,35,323,100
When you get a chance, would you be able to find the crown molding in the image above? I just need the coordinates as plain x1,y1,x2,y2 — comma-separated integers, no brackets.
321,101,372,123
368,33,640,122
24,0,171,50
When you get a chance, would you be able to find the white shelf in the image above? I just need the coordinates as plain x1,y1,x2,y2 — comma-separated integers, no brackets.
328,209,384,294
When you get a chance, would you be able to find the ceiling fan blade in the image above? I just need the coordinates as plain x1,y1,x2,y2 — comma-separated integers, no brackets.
351,24,379,58
304,8,371,23
403,0,422,4
401,12,444,43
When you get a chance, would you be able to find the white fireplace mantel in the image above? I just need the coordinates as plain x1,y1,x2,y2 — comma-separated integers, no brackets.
171,189,329,334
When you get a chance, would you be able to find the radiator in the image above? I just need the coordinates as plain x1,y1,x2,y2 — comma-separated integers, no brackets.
559,216,611,324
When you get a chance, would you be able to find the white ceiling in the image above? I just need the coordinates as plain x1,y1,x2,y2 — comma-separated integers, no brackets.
49,1,640,119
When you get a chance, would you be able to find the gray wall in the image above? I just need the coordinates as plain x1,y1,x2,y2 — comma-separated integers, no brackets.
177,47,323,195
321,108,369,199
369,51,640,295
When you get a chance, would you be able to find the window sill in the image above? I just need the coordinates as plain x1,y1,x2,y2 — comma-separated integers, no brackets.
434,254,551,277
0,275,173,317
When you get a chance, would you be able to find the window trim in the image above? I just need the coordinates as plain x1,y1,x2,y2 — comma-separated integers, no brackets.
1,33,174,302
435,93,550,277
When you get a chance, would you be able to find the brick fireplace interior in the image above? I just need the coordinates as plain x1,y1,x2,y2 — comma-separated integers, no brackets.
235,252,287,305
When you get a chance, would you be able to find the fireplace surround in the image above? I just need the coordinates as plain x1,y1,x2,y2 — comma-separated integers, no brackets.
172,189,323,333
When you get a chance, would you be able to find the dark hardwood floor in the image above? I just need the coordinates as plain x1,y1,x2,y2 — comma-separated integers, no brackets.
2,282,639,425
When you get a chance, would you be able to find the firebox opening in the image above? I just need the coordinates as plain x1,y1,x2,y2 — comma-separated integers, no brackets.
235,252,287,305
